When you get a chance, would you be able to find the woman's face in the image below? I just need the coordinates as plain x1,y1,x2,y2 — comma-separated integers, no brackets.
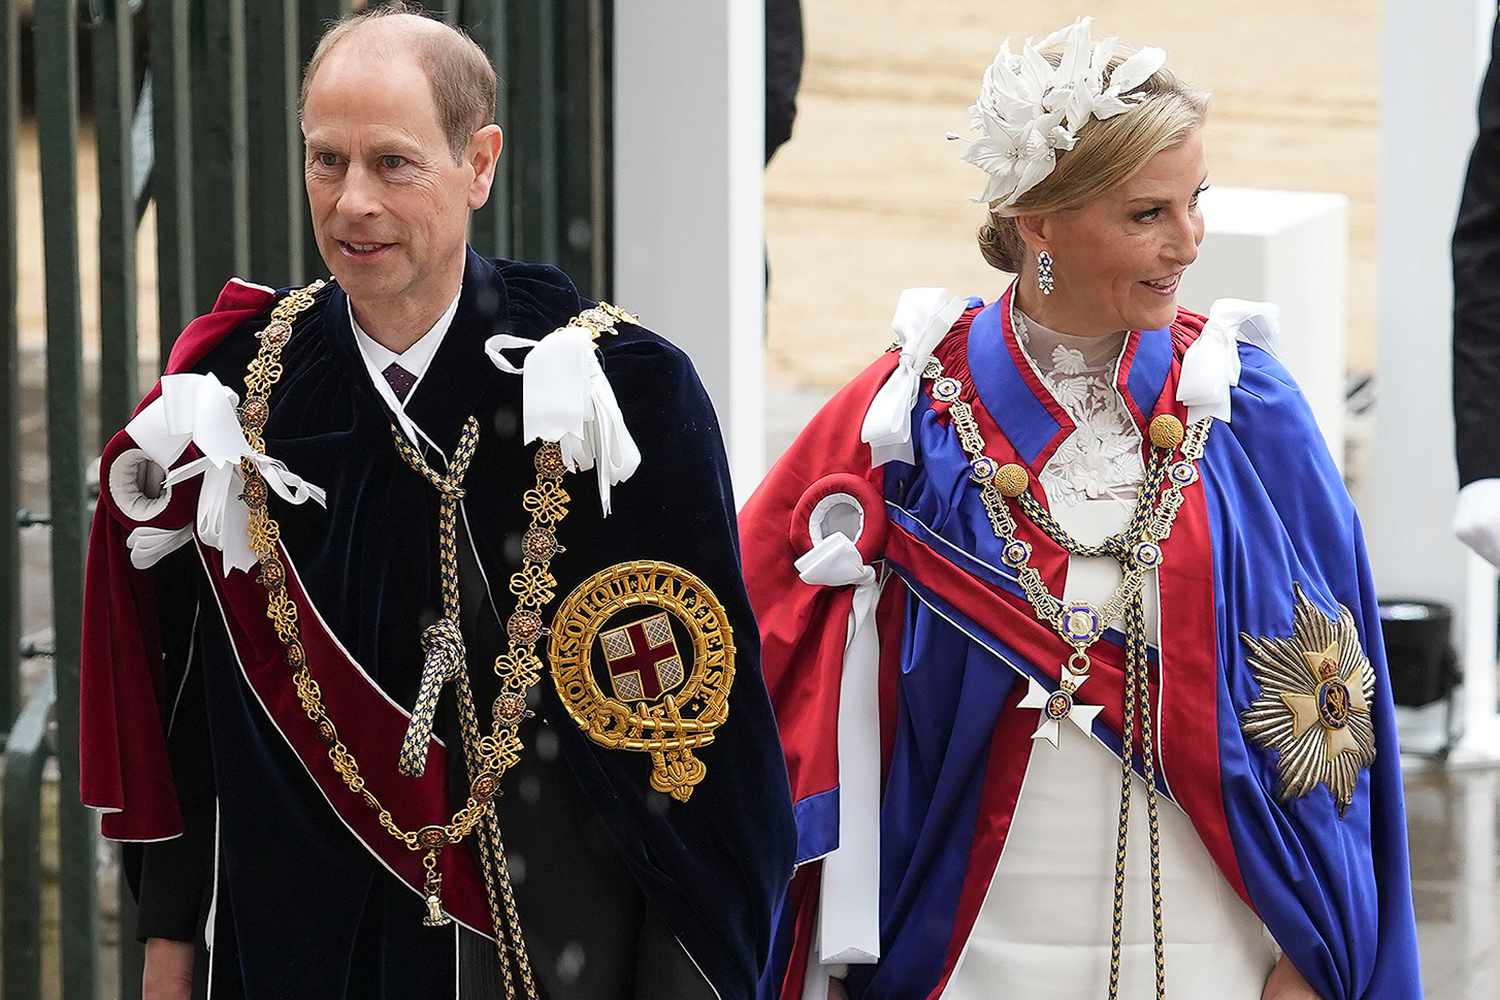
1024,130,1208,335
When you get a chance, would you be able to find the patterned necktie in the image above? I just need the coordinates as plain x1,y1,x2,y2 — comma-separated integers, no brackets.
382,362,417,403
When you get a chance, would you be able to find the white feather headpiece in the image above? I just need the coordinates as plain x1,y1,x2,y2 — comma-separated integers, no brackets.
949,17,1168,207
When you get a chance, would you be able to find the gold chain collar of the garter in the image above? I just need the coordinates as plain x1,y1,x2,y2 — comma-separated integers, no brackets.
921,301,1212,1000
235,285,635,999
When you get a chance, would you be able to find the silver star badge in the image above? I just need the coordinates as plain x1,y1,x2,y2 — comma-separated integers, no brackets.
1240,585,1377,817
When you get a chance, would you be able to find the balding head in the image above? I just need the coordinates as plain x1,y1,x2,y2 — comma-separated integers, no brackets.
298,2,502,344
300,2,496,162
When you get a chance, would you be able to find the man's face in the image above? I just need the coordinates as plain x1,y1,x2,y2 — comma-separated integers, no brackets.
301,47,477,309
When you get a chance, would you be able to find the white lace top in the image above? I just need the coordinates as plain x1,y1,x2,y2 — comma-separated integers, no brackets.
1013,310,1144,506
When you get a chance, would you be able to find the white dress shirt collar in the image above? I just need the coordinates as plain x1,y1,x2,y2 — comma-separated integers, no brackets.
348,292,460,407
348,290,461,448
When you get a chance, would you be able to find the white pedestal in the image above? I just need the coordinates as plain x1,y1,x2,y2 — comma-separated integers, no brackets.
1176,187,1349,467
1371,0,1500,762
612,1,766,501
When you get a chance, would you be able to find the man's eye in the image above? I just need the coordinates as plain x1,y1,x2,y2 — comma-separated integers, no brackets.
315,152,340,167
380,155,406,170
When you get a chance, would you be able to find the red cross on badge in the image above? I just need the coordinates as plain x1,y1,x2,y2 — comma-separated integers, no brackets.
599,612,685,702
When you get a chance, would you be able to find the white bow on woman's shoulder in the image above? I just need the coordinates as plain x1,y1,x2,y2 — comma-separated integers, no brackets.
861,287,972,466
1176,298,1281,424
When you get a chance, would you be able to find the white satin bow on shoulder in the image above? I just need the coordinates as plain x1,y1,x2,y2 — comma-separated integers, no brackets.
484,326,641,515
1176,298,1281,424
861,288,972,467
122,372,327,574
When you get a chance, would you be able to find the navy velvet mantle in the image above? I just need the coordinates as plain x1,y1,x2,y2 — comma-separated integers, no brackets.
170,249,795,998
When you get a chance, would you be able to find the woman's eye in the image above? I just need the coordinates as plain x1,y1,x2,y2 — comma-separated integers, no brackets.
1135,208,1161,223
1190,185,1209,206
381,155,406,170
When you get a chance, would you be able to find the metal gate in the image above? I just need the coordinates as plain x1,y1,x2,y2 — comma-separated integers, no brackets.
0,1,611,996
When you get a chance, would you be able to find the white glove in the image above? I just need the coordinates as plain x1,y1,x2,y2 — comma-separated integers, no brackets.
1454,477,1500,569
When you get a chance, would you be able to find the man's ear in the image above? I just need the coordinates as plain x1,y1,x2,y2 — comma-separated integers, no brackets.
466,124,503,209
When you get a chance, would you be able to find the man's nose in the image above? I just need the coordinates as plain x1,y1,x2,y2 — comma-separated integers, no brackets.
335,162,381,218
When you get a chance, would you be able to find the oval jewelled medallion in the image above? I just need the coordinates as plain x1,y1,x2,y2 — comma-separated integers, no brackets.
260,320,292,350
1045,689,1074,722
1133,541,1163,569
521,527,561,563
315,717,337,745
1061,603,1102,644
241,475,268,506
534,443,567,479
471,770,500,803
1002,539,1032,568
508,609,545,645
416,825,448,849
285,643,306,668
239,397,269,431
932,377,962,402
258,559,286,589
493,691,528,726
1168,460,1199,487
970,455,998,484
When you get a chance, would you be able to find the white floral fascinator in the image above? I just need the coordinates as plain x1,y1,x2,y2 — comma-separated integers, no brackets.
949,17,1167,207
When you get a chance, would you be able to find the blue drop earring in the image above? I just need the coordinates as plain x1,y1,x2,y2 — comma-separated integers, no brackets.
1037,249,1056,296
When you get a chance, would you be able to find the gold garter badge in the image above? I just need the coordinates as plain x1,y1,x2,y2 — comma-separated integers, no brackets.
1240,585,1377,817
549,560,734,801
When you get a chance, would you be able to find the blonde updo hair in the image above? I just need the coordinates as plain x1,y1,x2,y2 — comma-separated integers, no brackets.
977,52,1209,274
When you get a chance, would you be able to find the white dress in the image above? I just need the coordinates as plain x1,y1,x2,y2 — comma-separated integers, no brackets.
943,314,1276,999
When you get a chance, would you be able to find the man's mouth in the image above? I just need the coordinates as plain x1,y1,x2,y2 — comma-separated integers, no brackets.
337,240,394,258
